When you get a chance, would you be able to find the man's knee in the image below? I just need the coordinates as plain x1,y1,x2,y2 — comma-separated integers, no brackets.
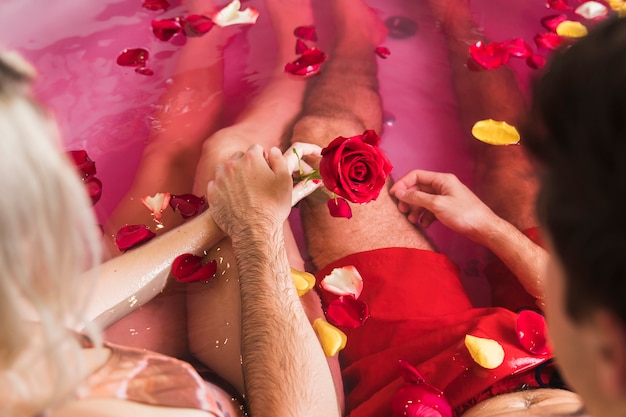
290,114,366,147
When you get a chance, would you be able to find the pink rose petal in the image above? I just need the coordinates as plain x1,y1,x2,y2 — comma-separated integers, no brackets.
327,197,352,219
67,150,96,179
117,48,149,67
321,265,363,299
517,310,551,355
151,18,183,41
295,39,309,54
469,41,510,70
172,254,217,283
526,54,547,69
142,0,170,11
169,193,207,219
284,47,328,77
326,295,369,328
211,0,259,27
142,192,172,220
85,177,102,205
183,14,215,37
547,0,571,11
115,224,156,252
541,14,569,31
501,38,533,58
135,67,154,76
575,1,608,19
392,360,452,417
534,32,565,50
293,25,317,41
375,46,391,59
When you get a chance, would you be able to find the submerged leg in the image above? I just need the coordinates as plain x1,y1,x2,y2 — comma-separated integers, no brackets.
290,0,434,271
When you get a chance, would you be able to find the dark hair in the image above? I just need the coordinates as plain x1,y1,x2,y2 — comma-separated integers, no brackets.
523,16,626,324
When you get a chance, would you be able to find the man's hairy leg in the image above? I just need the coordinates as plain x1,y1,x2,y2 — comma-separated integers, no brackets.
291,0,434,271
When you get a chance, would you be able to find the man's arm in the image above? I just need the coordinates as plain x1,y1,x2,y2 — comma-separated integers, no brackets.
207,145,341,417
391,169,547,306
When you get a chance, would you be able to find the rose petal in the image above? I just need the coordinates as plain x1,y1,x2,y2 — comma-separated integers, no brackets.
327,197,352,218
169,193,207,219
152,18,183,41
471,119,521,145
556,20,589,38
312,318,347,357
117,48,149,67
293,25,317,41
534,32,565,50
67,150,96,179
375,46,391,59
135,66,154,76
114,224,156,252
575,1,608,19
172,253,217,283
501,38,533,58
142,0,170,11
326,295,369,328
211,0,259,27
295,39,309,54
85,177,102,205
464,334,505,369
142,192,172,220
469,41,510,70
607,0,626,11
517,310,551,355
321,265,363,299
183,14,215,37
284,47,328,77
547,0,571,11
393,361,452,417
526,54,547,69
541,14,568,31
291,267,316,296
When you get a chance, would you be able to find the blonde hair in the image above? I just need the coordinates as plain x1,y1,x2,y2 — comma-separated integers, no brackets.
0,51,102,415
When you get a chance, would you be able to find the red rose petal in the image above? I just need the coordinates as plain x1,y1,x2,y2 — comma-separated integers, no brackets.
67,150,96,179
392,361,452,417
142,0,170,11
501,38,533,58
534,32,565,50
116,48,149,67
326,295,369,328
547,0,571,11
114,224,156,252
526,54,547,69
151,18,183,41
469,41,510,70
541,14,568,31
327,197,352,218
517,310,551,355
284,47,328,77
183,14,215,37
293,25,317,41
295,39,309,54
172,254,217,283
85,177,102,205
375,46,391,59
135,67,154,76
169,193,207,219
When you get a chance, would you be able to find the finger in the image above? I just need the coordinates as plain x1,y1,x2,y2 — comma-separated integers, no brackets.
419,211,437,228
390,169,443,195
284,142,323,174
268,146,289,176
397,200,410,214
229,150,245,160
292,178,323,206
396,189,438,212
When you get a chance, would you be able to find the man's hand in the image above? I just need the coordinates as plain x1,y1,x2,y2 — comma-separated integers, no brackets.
390,169,497,242
207,145,293,239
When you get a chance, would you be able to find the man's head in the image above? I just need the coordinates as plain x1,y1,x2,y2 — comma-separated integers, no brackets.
524,16,626,417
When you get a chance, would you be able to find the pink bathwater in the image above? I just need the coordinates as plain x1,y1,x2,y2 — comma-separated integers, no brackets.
0,0,551,305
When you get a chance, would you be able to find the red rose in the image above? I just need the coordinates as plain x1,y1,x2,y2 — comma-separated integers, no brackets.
319,130,392,204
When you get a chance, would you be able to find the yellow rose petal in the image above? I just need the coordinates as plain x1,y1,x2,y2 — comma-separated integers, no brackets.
291,267,316,297
471,119,520,146
313,319,347,357
607,0,624,11
464,334,505,369
556,21,589,38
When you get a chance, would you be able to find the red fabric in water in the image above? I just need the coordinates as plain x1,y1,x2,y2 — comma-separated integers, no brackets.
315,238,550,417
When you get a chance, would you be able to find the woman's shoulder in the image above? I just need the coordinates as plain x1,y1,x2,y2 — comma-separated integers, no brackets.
51,398,215,417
